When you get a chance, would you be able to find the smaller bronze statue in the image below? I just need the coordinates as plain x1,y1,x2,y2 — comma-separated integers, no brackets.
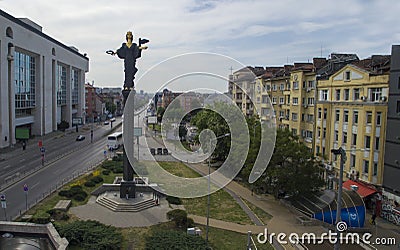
107,31,149,90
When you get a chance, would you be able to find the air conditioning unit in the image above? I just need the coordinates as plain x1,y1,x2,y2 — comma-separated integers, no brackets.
350,169,357,175
361,96,367,101
380,96,387,102
306,88,311,92
303,104,308,108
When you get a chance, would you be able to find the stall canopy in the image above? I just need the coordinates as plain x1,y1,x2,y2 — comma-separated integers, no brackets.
289,189,366,228
343,180,377,198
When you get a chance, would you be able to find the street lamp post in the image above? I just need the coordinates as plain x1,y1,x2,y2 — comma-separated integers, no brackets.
206,133,230,247
331,147,346,250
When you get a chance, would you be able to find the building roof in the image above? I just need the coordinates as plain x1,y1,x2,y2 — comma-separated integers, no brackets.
343,180,377,198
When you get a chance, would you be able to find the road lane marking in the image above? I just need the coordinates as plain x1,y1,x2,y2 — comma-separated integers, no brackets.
4,165,12,170
30,182,40,190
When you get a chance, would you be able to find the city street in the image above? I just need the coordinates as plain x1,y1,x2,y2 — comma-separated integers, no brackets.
0,119,121,221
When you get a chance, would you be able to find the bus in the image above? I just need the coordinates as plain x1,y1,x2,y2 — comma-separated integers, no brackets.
107,132,123,150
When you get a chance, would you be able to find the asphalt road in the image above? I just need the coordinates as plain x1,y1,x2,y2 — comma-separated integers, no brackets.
0,119,122,221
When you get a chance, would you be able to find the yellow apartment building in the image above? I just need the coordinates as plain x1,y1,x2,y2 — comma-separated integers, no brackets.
315,58,390,187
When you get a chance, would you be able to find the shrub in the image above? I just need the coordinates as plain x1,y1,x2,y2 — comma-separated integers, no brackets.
166,196,182,205
102,170,110,175
57,220,122,249
59,190,72,198
145,230,206,249
167,209,191,228
112,165,123,173
91,176,104,184
47,209,70,221
84,181,95,187
30,216,50,224
73,192,87,202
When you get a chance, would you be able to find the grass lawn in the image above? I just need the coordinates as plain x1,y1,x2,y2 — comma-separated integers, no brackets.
242,198,273,225
156,161,253,225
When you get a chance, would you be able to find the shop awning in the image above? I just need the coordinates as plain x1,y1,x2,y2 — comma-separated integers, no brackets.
343,180,377,198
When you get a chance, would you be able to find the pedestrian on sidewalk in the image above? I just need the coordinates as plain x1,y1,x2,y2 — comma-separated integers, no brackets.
370,212,376,225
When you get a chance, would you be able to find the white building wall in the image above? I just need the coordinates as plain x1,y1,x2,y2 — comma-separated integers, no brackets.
0,10,89,148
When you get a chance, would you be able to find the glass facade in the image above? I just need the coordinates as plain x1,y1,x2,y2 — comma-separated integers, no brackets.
71,68,79,104
57,64,67,106
14,51,36,117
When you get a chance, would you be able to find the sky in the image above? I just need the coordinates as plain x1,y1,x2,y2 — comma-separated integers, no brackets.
1,0,400,93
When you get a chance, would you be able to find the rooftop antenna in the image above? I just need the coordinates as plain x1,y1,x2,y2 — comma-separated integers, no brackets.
229,66,234,75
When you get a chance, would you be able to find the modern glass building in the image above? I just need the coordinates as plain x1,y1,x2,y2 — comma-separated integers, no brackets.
0,10,89,148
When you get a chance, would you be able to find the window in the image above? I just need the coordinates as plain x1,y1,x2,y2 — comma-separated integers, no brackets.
343,132,347,144
292,128,297,136
375,137,380,151
323,108,327,119
366,111,372,124
306,130,313,139
350,154,356,168
287,95,291,104
352,133,357,146
279,110,285,117
279,97,284,104
345,71,351,81
302,81,306,88
323,128,326,139
308,80,315,89
353,88,360,100
14,51,36,114
376,112,382,126
318,108,322,119
292,113,298,121
373,162,378,176
316,146,320,154
272,84,277,91
71,68,79,104
363,160,369,174
307,114,314,123
334,130,339,141
320,90,328,101
369,88,382,102
307,97,315,105
353,110,359,124
301,113,305,121
397,100,400,113
280,84,285,91
336,89,341,101
261,108,270,116
262,95,269,104
344,110,349,123
293,97,298,105
272,97,277,104
365,136,371,149
286,83,290,90
293,82,299,90
344,89,350,100
335,109,340,122
322,147,326,155
317,128,321,137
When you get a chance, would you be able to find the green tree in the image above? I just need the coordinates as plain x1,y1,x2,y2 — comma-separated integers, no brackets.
106,102,116,115
255,128,325,198
166,209,194,228
157,107,165,123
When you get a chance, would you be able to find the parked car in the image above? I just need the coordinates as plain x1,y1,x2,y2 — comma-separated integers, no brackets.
104,121,110,125
110,117,116,122
76,135,85,141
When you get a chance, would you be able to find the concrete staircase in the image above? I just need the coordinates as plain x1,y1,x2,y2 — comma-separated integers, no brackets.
96,195,157,212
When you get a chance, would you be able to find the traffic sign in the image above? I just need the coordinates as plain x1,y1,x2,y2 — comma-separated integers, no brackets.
38,140,42,147
0,194,5,201
23,184,28,192
40,147,45,153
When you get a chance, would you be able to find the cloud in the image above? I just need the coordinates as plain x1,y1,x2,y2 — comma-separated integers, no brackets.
1,0,399,92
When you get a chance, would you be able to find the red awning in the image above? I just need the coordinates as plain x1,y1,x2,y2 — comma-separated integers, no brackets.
343,180,377,198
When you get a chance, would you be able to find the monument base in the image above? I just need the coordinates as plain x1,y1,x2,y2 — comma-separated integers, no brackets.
120,181,136,199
